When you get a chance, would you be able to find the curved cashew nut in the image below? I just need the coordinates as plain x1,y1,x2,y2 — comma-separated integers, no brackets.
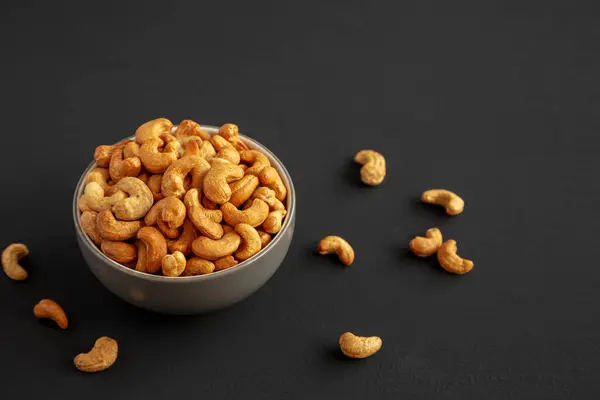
162,155,211,198
80,211,102,246
94,145,114,168
257,230,272,249
147,174,164,201
111,177,154,221
74,336,118,373
228,136,249,151
318,236,354,266
197,140,216,160
144,196,186,230
173,119,211,141
139,138,179,174
101,239,138,263
109,145,142,182
167,220,198,256
33,299,68,329
339,332,382,359
211,135,240,164
259,166,287,201
2,243,29,281
135,118,173,144
96,210,142,241
437,240,474,275
218,123,239,139
251,186,285,210
136,227,167,274
183,257,216,276
214,255,238,271
222,199,269,227
191,231,241,261
157,220,180,239
184,189,224,240
162,251,186,277
234,223,262,261
201,195,219,210
84,182,127,212
203,163,245,204
421,189,465,216
123,141,140,158
78,195,93,212
409,228,443,257
229,175,259,207
240,150,271,176
354,150,386,186
85,168,117,195
263,209,287,234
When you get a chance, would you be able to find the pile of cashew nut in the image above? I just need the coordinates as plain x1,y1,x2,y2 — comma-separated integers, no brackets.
78,118,288,277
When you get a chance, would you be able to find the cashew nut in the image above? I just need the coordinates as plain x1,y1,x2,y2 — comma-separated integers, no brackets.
182,257,215,276
135,118,173,144
167,220,198,256
173,119,211,141
94,145,114,168
101,239,138,263
96,210,142,241
263,209,287,234
437,240,474,275
201,195,219,210
317,236,354,266
218,123,239,139
184,189,224,240
257,229,272,249
123,141,140,158
85,167,116,195
210,135,240,164
191,231,241,261
162,251,186,277
421,189,465,216
203,163,245,204
251,186,285,210
147,174,164,201
222,199,269,227
228,136,249,151
136,227,167,274
197,140,217,159
240,150,271,176
162,155,211,198
234,223,262,261
83,182,127,212
78,195,93,212
74,336,118,373
2,243,29,281
33,299,68,329
258,166,286,201
214,255,238,271
109,145,142,182
339,332,382,359
80,211,102,246
139,138,179,174
157,220,181,239
137,172,150,184
354,150,386,186
145,196,186,229
111,177,154,221
229,175,260,207
409,228,443,257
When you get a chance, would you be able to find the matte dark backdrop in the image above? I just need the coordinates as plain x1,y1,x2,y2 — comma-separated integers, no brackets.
1,1,599,399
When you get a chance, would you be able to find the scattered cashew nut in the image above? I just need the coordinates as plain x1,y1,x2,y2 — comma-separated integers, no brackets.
2,243,29,281
33,299,68,329
409,228,443,257
74,336,118,373
421,189,464,216
318,236,354,266
354,150,386,186
437,240,474,275
339,332,382,359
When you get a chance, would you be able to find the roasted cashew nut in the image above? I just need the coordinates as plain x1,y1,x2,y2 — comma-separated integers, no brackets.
109,145,142,182
437,240,474,275
354,150,386,186
318,236,354,266
74,336,118,373
2,243,29,281
182,258,216,276
191,231,241,261
203,163,245,204
135,118,173,144
421,189,464,216
162,251,186,277
173,119,211,141
409,228,443,257
228,136,249,151
258,166,286,201
339,332,382,359
211,135,241,164
167,220,198,256
234,223,262,261
218,123,239,139
147,174,164,201
257,230,272,249
197,140,217,159
80,211,102,246
136,227,167,274
162,155,211,198
221,199,269,227
111,177,154,221
184,189,224,240
85,168,116,195
96,210,142,241
33,299,68,329
144,196,186,230
101,240,138,263
240,150,271,176
263,209,287,234
229,175,260,207
83,182,127,212
78,195,93,212
139,138,179,174
251,186,285,210
94,145,114,168
214,255,238,271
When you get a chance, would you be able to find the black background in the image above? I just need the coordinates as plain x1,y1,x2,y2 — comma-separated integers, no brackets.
1,1,599,399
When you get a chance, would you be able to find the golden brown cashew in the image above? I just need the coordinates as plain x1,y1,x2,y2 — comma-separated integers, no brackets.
123,141,140,158
157,220,180,239
162,251,186,277
167,220,198,255
135,118,173,144
136,227,167,274
191,231,241,261
203,163,245,204
214,255,238,271
139,138,179,174
234,224,262,261
259,166,286,201
101,240,138,263
147,174,164,201
173,119,211,141
137,172,150,184
109,146,142,182
437,240,474,275
317,236,354,266
263,209,287,234
96,210,142,241
354,150,386,186
83,182,127,212
33,299,68,329
94,145,114,168
228,136,249,151
421,189,464,216
183,138,201,157
409,228,443,257
85,168,116,195
78,195,93,212
257,230,272,249
240,150,271,176
211,135,241,164
80,211,102,246
74,336,118,373
339,332,382,359
218,123,239,139
111,177,154,221
184,189,224,240
2,243,29,281
162,155,211,198
197,140,217,159
222,199,269,227
183,258,215,276
229,175,260,207
145,197,186,230
201,196,219,210
251,187,285,210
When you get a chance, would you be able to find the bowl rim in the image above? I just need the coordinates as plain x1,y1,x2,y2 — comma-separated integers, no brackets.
72,124,296,283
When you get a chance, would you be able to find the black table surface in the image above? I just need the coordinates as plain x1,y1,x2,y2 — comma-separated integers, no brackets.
1,1,599,399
